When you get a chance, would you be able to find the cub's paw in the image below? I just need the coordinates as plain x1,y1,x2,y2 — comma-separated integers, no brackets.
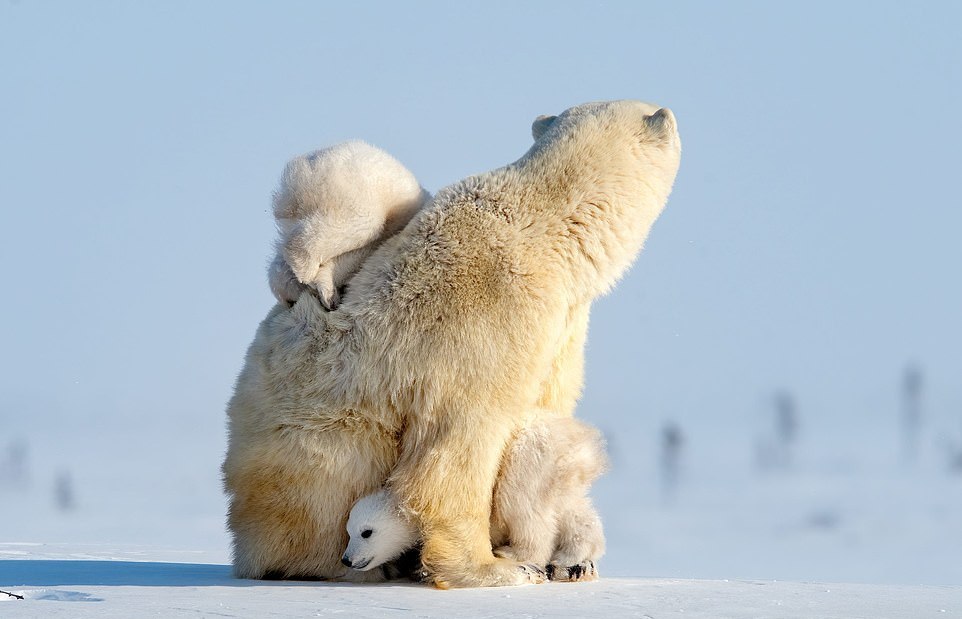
268,256,308,306
546,560,598,582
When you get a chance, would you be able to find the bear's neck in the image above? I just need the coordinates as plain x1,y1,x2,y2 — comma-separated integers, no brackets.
508,149,670,300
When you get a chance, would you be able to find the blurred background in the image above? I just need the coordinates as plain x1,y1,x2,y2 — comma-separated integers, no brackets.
1,1,960,585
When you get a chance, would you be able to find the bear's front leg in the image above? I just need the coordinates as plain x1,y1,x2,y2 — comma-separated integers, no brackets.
389,412,546,589
421,519,545,589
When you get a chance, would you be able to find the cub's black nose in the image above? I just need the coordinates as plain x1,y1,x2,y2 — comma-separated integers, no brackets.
341,556,352,567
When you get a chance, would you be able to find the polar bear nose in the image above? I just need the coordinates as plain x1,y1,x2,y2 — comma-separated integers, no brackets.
341,555,353,567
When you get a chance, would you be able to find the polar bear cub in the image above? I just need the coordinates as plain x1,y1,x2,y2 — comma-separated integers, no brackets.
343,417,607,581
268,141,431,309
342,489,420,575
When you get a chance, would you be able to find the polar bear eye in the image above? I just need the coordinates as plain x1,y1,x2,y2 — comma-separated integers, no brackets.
361,529,373,539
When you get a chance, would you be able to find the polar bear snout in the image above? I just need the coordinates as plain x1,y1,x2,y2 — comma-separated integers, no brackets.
341,553,372,570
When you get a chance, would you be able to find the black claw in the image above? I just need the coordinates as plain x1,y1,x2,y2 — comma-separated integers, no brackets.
569,564,584,579
545,564,556,579
523,564,546,577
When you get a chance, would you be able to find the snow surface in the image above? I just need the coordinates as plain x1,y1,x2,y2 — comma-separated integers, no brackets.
1,544,959,619
4,377,960,618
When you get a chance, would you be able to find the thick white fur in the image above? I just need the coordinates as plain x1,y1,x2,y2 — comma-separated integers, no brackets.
490,417,607,575
343,417,607,578
269,141,431,309
222,100,681,588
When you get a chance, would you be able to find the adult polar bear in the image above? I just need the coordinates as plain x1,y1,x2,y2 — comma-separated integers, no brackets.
223,100,681,588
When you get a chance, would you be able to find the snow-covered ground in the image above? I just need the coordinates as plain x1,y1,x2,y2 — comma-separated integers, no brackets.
1,545,959,618
4,389,962,581
596,421,962,586
2,402,961,616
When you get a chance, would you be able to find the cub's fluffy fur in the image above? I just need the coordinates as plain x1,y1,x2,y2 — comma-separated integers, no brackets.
268,141,430,309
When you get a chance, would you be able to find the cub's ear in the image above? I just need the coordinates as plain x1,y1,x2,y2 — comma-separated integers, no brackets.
531,114,557,140
644,108,677,139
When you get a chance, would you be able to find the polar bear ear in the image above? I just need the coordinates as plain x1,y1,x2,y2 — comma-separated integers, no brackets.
644,108,677,140
531,114,557,140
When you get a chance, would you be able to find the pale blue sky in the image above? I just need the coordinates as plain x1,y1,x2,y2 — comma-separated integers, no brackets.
1,1,961,572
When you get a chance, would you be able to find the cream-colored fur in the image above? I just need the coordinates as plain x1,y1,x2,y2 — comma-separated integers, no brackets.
342,417,607,580
268,140,431,309
222,100,681,588
491,417,607,579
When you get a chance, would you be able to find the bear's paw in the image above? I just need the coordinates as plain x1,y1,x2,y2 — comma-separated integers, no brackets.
545,560,598,583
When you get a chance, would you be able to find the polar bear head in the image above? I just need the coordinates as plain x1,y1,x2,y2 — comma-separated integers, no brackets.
521,100,682,299
341,489,419,571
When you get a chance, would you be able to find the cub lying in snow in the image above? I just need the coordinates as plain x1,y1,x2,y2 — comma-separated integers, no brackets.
342,416,608,581
268,140,431,309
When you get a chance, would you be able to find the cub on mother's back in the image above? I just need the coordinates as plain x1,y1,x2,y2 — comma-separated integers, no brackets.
268,141,431,309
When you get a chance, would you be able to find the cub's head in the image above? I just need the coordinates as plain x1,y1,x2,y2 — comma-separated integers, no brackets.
341,489,419,571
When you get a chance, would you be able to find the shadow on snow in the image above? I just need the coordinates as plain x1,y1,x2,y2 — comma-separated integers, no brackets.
0,561,370,588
